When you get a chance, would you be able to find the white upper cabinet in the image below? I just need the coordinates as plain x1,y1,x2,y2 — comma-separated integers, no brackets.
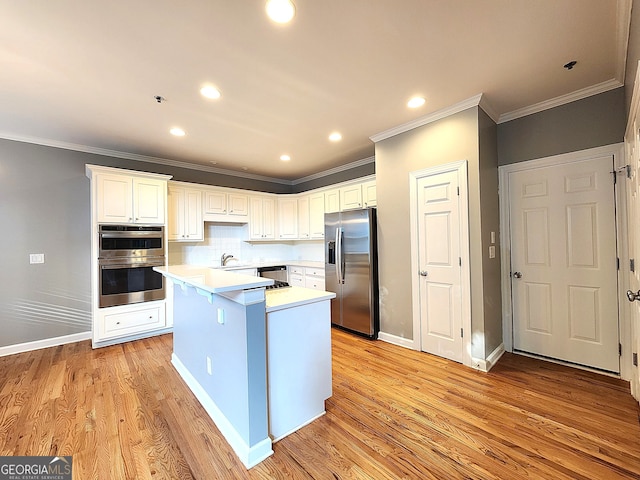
309,192,325,239
362,180,377,207
297,196,310,239
340,184,363,210
93,171,167,225
250,196,276,240
324,189,340,213
203,189,249,222
278,197,298,239
168,185,203,241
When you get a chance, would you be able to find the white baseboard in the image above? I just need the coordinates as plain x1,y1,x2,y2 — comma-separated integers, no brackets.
171,353,273,469
0,331,92,357
377,331,417,350
471,343,505,372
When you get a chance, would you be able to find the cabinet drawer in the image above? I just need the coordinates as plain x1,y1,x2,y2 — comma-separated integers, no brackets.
304,277,325,290
289,273,305,286
103,305,165,338
305,267,324,278
288,266,304,275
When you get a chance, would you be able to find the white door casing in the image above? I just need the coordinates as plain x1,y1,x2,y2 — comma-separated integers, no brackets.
625,63,640,399
410,161,472,367
509,157,619,373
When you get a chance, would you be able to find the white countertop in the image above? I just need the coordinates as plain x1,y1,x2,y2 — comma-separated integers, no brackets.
210,260,324,271
154,265,273,293
155,265,335,312
265,286,335,313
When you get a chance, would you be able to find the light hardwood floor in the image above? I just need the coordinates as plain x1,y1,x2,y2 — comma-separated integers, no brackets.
1,329,639,479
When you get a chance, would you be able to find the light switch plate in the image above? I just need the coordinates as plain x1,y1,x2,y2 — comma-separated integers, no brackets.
29,253,45,264
488,246,496,259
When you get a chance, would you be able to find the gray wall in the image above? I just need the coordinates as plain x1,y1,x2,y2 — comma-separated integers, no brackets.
375,107,495,360
478,109,502,357
0,138,288,348
625,2,640,117
497,88,626,166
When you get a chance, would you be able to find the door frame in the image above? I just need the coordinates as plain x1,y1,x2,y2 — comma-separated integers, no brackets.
498,143,631,380
409,160,472,367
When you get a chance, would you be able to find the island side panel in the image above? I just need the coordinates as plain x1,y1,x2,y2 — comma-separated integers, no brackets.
171,284,269,450
267,299,333,441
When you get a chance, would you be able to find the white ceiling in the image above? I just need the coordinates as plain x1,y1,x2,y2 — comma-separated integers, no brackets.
0,0,631,182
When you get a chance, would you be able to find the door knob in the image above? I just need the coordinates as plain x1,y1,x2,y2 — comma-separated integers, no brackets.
627,290,640,302
512,271,523,279
419,270,428,277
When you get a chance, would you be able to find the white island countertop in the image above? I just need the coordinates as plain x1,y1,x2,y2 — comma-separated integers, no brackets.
154,265,274,293
265,286,335,313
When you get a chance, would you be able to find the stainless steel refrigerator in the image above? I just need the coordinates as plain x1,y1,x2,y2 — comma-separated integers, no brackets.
325,207,379,338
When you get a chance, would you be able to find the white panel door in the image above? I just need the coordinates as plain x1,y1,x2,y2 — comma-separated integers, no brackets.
510,156,619,372
418,170,463,363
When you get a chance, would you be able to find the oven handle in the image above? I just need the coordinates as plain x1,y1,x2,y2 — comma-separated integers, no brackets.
99,262,165,270
99,231,162,238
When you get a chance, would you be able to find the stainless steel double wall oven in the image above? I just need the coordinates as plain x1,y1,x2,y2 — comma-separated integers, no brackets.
98,225,166,307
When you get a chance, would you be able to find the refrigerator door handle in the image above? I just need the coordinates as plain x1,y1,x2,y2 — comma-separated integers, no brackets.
335,227,342,285
339,227,345,284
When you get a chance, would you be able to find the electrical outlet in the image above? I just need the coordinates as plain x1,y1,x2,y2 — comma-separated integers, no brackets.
29,253,45,264
488,246,496,259
206,356,212,375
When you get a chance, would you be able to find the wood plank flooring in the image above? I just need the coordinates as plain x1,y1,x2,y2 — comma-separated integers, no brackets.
1,329,639,479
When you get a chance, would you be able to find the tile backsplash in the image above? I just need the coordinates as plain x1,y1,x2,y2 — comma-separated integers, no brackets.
168,223,324,266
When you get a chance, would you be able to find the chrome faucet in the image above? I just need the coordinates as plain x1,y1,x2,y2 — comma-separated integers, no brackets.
221,253,234,266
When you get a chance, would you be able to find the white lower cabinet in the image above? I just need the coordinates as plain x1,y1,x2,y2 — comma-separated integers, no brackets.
97,300,166,343
288,265,325,290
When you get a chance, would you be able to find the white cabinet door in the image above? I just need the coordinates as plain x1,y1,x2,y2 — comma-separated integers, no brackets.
96,174,165,224
184,189,203,240
250,196,276,240
297,196,310,239
362,180,377,207
324,189,340,213
340,184,363,210
96,174,134,223
228,193,249,217
309,193,325,239
203,190,227,215
133,177,166,224
168,187,203,241
278,197,298,239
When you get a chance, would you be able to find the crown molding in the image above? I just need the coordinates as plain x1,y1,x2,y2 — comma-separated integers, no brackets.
625,61,640,140
292,156,375,185
478,95,499,123
497,78,623,124
616,0,633,82
0,132,296,185
370,94,485,143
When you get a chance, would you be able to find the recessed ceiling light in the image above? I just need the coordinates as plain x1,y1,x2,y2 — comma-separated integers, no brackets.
242,166,249,171
266,0,296,23
329,132,342,142
280,154,291,161
170,127,186,137
200,85,221,99
407,96,425,108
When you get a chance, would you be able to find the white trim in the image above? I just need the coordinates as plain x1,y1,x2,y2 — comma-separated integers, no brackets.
370,94,484,143
497,79,623,124
0,331,91,357
292,156,375,185
615,0,633,82
0,132,377,187
498,144,628,377
409,160,472,368
377,331,418,350
471,343,505,373
625,61,640,140
171,353,273,469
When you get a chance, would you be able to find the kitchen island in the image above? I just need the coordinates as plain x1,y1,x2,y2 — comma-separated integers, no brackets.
153,265,335,468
